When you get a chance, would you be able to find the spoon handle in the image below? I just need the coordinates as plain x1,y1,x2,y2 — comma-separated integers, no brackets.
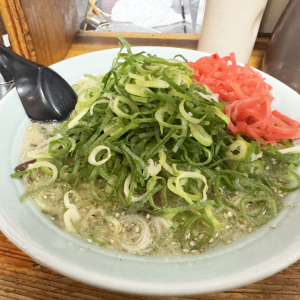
0,44,42,82
0,44,15,81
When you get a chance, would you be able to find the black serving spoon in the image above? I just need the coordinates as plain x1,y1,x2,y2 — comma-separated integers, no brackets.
0,44,77,121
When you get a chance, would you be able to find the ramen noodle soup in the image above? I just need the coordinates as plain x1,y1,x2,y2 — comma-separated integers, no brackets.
12,37,300,256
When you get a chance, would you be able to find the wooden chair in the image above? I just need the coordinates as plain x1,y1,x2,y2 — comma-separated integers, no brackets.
0,0,79,66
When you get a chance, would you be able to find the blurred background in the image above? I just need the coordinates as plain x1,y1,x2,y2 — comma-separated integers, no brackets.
77,0,289,35
0,0,291,98
0,0,290,64
80,0,206,34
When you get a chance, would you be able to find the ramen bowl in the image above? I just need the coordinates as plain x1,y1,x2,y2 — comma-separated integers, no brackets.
0,47,300,296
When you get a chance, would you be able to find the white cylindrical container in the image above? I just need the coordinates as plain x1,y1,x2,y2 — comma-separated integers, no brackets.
197,0,268,63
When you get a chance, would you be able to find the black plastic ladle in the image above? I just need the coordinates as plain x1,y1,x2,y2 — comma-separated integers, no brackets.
0,44,77,121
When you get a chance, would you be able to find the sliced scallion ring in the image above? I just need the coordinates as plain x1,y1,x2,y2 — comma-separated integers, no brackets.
189,123,213,147
155,106,184,133
179,99,205,124
225,140,249,160
130,94,148,103
88,145,111,166
68,107,89,129
207,106,230,124
124,174,147,202
135,79,169,88
204,206,226,228
112,96,139,119
128,72,146,81
78,87,101,107
63,190,82,233
90,99,110,115
136,64,160,75
182,75,193,86
28,161,58,186
125,84,153,97
147,158,162,177
175,171,207,204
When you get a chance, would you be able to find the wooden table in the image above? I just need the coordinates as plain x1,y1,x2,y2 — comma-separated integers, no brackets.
3,32,300,300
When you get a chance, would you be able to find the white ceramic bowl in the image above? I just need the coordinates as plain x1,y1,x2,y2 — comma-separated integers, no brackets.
1,47,300,296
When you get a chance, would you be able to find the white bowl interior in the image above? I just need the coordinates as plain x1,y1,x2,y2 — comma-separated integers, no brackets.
0,47,300,296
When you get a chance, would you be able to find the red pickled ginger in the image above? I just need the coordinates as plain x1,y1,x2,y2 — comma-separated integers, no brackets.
188,53,300,145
